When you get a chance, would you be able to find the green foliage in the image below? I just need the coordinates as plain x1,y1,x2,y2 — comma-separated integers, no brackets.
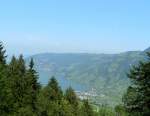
2,42,148,116
46,77,63,101
25,58,40,112
80,100,95,116
98,106,115,116
65,87,78,105
37,77,77,116
115,104,128,116
8,55,27,111
0,42,6,64
26,51,145,105
65,87,79,115
123,53,150,115
0,43,40,115
12,106,37,116
36,77,63,116
0,42,9,115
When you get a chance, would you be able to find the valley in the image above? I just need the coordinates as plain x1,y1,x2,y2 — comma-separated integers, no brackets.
26,47,149,106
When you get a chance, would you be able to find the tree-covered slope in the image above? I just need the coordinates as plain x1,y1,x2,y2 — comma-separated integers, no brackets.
26,49,148,105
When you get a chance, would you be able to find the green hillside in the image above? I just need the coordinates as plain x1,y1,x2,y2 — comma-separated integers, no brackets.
26,49,148,105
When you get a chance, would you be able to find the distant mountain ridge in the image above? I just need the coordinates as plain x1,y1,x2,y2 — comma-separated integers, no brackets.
26,47,150,105
143,47,150,53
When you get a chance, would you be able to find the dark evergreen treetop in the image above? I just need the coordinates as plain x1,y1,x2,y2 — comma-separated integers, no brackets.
18,54,26,75
0,42,8,115
46,77,63,101
0,42,101,116
29,58,34,70
123,52,150,116
81,99,94,116
0,42,6,64
65,87,78,107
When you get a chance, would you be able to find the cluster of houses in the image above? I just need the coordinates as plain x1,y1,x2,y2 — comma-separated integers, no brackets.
75,88,98,100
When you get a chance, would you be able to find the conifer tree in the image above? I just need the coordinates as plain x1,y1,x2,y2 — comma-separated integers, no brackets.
81,100,94,116
65,87,78,106
123,53,150,116
0,42,98,116
25,58,40,112
65,87,79,115
8,55,27,113
0,42,6,64
18,54,26,75
46,77,63,101
0,42,8,115
37,77,63,116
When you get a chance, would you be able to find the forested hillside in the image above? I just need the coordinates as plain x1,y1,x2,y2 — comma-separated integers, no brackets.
1,42,150,116
0,42,99,116
26,49,148,105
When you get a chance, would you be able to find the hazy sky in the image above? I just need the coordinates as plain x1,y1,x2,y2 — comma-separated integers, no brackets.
0,0,150,55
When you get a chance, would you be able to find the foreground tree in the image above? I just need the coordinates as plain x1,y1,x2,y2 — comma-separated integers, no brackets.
123,53,150,116
0,42,8,115
7,56,40,115
46,77,63,101
25,58,40,112
115,104,127,116
8,55,28,114
65,87,79,115
81,100,94,116
37,77,63,116
0,42,6,64
0,42,98,116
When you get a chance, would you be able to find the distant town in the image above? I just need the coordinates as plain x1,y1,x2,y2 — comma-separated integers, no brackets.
75,88,98,100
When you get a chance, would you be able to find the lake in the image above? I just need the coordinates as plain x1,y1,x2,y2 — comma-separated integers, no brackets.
38,71,88,91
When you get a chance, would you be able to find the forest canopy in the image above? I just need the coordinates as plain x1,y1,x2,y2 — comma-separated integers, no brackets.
0,42,150,116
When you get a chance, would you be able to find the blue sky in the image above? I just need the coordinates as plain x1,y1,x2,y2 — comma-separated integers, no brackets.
0,0,150,55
